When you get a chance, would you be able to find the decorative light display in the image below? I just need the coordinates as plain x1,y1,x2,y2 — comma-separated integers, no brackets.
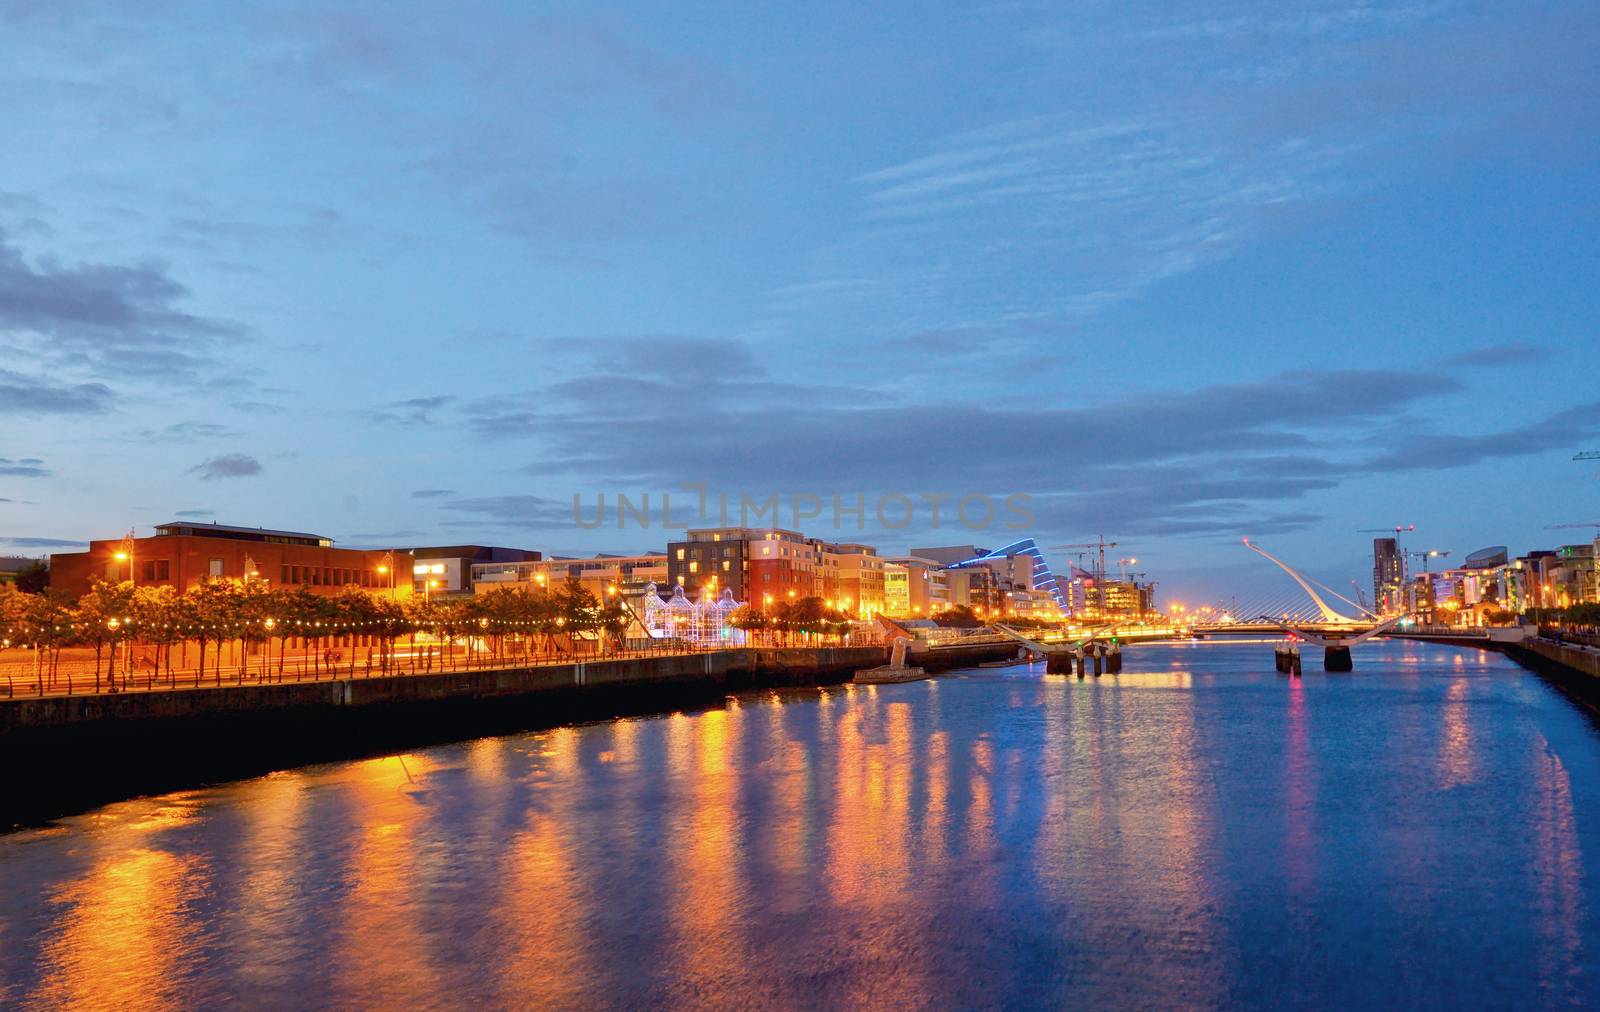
639,583,746,646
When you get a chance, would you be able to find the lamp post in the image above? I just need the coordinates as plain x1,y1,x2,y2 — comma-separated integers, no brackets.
378,550,395,599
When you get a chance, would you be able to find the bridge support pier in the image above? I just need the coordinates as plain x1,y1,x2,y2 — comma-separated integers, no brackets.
1324,645,1352,672
1045,652,1072,675
1091,647,1103,676
1106,646,1122,673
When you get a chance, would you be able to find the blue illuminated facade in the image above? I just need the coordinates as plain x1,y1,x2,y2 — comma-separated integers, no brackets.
941,538,1066,611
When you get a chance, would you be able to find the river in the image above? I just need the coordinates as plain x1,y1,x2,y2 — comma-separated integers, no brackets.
1,640,1596,1008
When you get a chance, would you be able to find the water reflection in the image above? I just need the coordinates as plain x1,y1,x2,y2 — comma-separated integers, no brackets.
31,848,208,1010
2,643,1597,1008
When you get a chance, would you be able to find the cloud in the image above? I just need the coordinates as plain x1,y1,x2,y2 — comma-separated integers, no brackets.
1363,402,1600,473
461,367,1600,540
1432,343,1550,369
410,488,454,499
362,395,455,426
140,420,243,442
187,453,262,480
0,368,113,414
517,367,1456,487
0,456,51,477
345,529,428,541
233,400,286,415
2,537,86,548
435,494,574,531
0,226,244,385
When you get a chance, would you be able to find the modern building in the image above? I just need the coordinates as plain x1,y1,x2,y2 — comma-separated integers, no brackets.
666,528,817,604
49,522,410,598
916,540,1068,617
883,556,950,617
809,539,887,617
472,552,668,599
409,545,541,596
1373,538,1404,613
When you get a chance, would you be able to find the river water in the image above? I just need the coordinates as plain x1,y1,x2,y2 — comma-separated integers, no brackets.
1,641,1597,1008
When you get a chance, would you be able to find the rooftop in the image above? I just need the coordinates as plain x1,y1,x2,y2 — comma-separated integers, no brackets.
154,522,332,547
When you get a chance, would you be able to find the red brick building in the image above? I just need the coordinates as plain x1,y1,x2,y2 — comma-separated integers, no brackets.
50,522,411,599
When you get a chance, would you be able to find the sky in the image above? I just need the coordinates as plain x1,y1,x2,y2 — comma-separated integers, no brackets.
1,0,1597,604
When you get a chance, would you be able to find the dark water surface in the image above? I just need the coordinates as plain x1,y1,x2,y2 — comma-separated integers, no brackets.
2,641,1598,1009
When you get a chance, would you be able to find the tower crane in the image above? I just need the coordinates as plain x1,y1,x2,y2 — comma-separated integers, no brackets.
1574,451,1599,461
1358,524,1416,535
1052,537,1118,582
1403,549,1449,574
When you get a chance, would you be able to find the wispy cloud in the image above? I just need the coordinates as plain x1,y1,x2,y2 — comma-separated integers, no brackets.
2,537,86,548
0,456,51,477
0,369,113,415
187,453,262,480
361,395,456,427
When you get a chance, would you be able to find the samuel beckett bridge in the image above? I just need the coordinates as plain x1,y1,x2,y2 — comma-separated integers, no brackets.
997,539,1402,674
1182,540,1403,671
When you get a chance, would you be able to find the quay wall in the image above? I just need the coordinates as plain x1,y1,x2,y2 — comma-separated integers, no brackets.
1506,638,1600,720
0,646,883,826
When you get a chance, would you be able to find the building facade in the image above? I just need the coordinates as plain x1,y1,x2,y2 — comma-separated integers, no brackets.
666,528,818,604
1373,537,1404,613
410,545,541,596
50,522,409,598
472,553,667,599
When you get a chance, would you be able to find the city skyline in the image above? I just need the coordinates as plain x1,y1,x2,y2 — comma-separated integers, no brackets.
3,1,1599,605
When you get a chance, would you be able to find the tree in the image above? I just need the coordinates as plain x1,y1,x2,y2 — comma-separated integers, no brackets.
556,578,599,653
14,560,49,594
75,579,134,692
933,605,980,628
132,584,182,686
189,578,243,685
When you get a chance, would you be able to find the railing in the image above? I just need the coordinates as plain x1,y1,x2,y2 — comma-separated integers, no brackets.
0,631,885,700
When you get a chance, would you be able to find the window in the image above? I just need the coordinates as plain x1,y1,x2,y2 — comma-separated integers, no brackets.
722,560,731,571
675,548,685,560
208,558,223,578
689,561,699,573
141,560,170,581
281,564,290,584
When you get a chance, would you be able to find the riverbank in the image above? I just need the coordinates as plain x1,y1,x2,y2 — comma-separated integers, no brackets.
0,645,884,828
1505,637,1600,720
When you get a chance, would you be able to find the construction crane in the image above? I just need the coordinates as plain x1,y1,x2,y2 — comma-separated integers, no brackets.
1574,451,1599,461
1404,549,1450,573
1350,580,1369,611
1547,521,1600,530
1358,524,1416,535
1052,537,1119,582
1115,557,1138,580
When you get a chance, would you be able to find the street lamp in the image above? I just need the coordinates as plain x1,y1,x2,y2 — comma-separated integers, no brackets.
378,550,396,599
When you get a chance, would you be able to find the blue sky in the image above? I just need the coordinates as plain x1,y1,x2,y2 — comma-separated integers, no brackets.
1,0,1597,603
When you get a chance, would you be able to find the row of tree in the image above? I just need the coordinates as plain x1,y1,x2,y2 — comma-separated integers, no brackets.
727,598,855,637
0,577,632,691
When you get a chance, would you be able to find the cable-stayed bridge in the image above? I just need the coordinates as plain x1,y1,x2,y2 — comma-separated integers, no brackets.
1181,540,1403,669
